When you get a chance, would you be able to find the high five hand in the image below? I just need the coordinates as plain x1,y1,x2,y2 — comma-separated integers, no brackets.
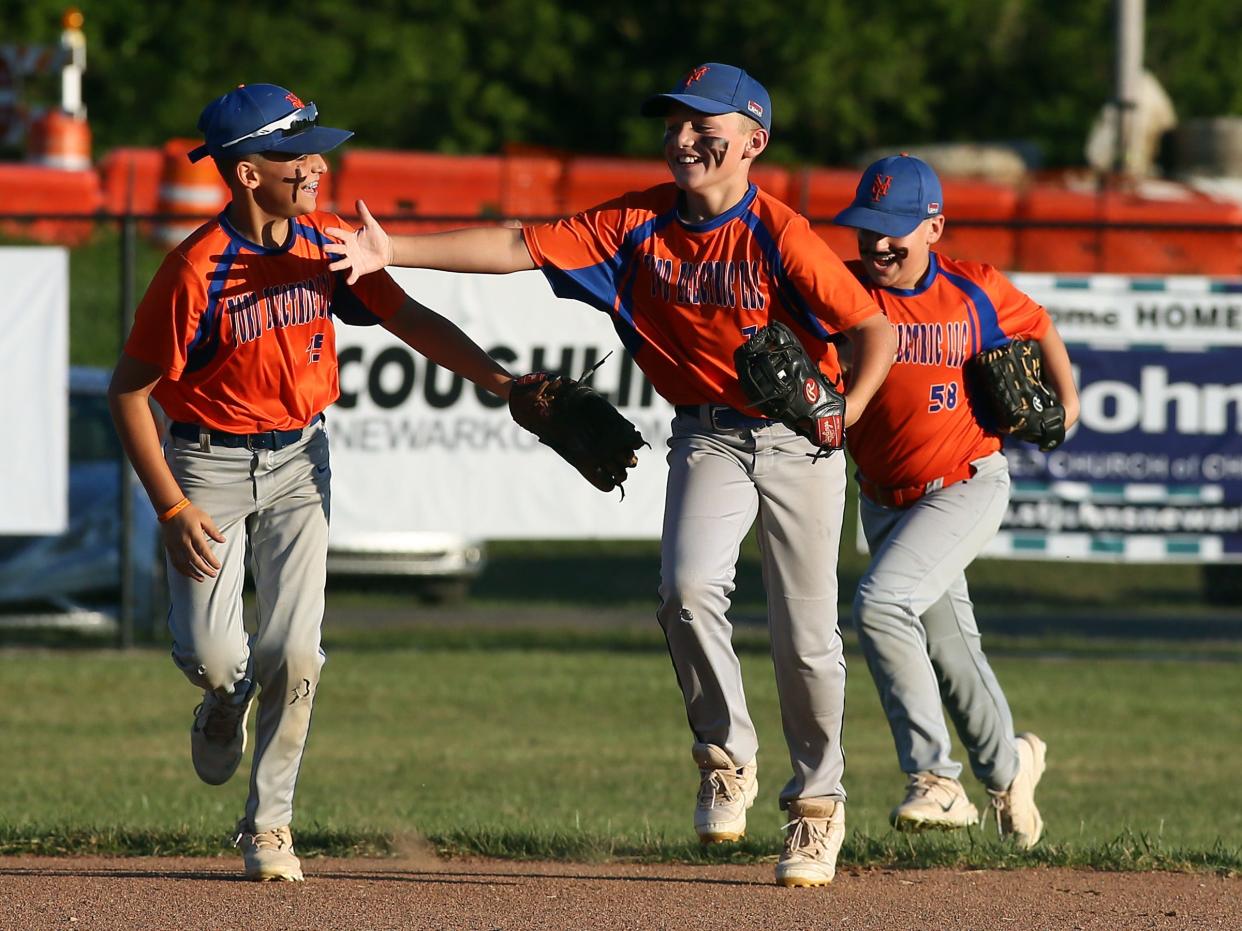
324,200,393,285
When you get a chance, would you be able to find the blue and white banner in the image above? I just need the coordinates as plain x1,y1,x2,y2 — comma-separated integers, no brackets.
992,274,1242,562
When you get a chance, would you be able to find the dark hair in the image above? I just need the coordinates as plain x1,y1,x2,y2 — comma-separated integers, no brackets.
212,156,242,185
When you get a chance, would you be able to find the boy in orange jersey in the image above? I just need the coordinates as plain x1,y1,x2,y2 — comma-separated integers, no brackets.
834,154,1080,848
108,84,515,882
326,63,895,886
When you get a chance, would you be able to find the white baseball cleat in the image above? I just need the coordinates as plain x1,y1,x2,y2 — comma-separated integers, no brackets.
890,772,980,832
190,684,254,786
988,732,1047,849
775,798,846,888
235,820,305,882
692,742,758,843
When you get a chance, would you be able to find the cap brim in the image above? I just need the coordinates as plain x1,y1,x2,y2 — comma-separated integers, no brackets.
189,126,355,164
832,205,925,238
640,93,738,118
256,126,354,156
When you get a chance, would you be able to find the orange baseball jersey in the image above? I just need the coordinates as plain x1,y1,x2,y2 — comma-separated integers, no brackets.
522,183,879,410
125,210,408,432
846,253,1052,489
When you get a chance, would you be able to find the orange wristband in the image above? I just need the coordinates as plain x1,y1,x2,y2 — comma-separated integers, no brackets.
157,497,191,523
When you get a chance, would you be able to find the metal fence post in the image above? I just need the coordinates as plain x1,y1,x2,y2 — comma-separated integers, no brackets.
117,211,137,648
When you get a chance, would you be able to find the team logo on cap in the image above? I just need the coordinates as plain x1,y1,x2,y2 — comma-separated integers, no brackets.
927,202,940,214
871,174,893,200
682,65,709,88
747,100,764,118
285,91,305,108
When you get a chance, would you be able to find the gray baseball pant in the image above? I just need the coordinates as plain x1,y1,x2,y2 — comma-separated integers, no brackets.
657,408,848,807
165,420,330,831
853,450,1019,791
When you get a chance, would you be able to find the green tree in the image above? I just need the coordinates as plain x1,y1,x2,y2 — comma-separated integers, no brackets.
0,0,1237,167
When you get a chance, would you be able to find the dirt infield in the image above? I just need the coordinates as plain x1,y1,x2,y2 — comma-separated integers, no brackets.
2,856,1239,931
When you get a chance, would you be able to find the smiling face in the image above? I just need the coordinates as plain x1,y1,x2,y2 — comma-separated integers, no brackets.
661,104,766,206
256,151,328,215
238,151,328,218
856,215,945,289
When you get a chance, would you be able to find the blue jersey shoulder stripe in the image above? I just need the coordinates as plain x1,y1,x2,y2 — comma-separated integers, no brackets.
293,221,326,249
218,211,294,255
939,265,1007,353
186,232,241,374
614,210,679,356
740,210,834,343
539,209,677,358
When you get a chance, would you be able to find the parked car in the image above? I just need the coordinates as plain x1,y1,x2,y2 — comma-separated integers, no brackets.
0,367,162,630
0,367,485,631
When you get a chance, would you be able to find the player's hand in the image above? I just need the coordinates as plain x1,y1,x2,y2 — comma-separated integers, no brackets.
324,200,393,285
161,503,226,582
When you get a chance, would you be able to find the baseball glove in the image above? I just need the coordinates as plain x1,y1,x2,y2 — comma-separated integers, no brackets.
508,372,648,495
965,339,1066,451
734,320,845,455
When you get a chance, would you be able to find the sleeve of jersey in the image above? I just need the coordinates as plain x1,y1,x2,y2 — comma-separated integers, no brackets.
123,253,206,381
777,219,881,335
522,202,627,314
988,266,1052,341
331,268,408,326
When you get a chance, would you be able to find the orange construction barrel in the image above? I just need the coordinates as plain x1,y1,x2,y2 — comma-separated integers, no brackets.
26,109,91,171
155,138,229,247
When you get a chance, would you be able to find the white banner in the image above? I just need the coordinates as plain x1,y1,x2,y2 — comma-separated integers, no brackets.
328,269,673,541
1009,273,1242,348
0,247,67,533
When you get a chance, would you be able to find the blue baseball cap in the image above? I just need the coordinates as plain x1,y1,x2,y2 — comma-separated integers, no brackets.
834,154,944,237
187,83,353,164
640,63,772,132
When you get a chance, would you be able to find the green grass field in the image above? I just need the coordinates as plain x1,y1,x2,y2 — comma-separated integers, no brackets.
2,626,1239,873
3,222,1239,875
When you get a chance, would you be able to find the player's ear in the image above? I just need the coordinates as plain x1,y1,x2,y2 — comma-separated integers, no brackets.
235,157,262,191
926,214,946,245
743,128,769,159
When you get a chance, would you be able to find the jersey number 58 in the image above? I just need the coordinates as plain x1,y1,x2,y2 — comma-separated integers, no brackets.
928,382,959,413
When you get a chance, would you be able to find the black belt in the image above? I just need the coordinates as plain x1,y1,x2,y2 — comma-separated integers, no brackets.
170,413,323,451
675,404,773,431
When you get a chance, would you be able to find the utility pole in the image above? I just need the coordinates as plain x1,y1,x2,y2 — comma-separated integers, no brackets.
1113,0,1144,178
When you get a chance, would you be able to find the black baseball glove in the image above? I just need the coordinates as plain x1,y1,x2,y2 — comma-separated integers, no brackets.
965,339,1066,452
734,320,845,455
508,372,648,495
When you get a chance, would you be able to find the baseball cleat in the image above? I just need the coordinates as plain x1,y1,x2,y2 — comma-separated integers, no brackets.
235,820,305,882
988,732,1047,849
775,798,845,887
692,742,758,843
190,683,254,786
890,772,979,832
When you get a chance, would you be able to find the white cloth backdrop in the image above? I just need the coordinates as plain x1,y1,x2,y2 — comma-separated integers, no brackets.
328,269,674,540
0,247,67,533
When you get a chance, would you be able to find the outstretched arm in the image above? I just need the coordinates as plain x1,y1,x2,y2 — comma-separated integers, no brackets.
382,296,515,400
325,200,535,284
107,354,226,581
1038,325,1080,429
839,313,896,427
